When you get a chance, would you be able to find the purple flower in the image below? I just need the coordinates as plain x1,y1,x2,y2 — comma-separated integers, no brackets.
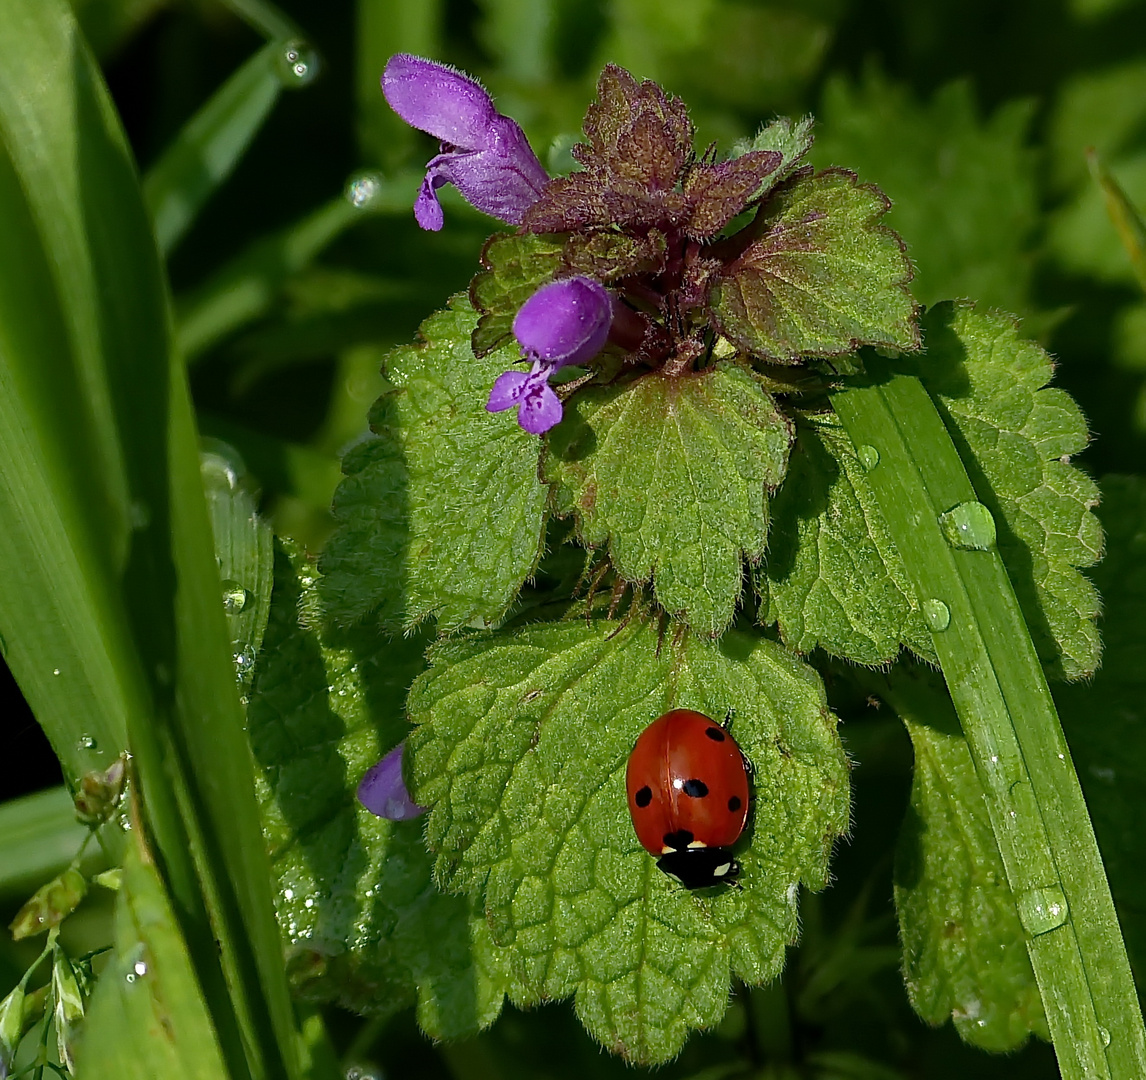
382,54,550,231
487,276,613,434
357,742,426,821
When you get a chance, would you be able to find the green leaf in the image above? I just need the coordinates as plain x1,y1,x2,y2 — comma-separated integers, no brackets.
709,170,919,363
406,616,849,1065
251,542,513,1038
810,74,1038,315
75,830,231,1080
143,41,286,257
468,232,565,356
762,415,934,665
320,296,548,632
884,664,1047,1052
917,302,1102,680
730,114,815,201
1055,475,1146,982
544,363,792,635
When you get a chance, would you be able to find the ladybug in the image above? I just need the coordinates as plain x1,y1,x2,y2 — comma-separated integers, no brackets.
625,709,750,889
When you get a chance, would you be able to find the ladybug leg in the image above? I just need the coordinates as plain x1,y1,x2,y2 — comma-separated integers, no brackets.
722,706,736,728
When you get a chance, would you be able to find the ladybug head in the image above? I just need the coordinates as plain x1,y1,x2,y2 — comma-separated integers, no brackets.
656,846,741,890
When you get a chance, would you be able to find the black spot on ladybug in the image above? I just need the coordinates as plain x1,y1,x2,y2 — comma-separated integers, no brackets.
634,785,653,808
663,829,694,850
682,778,709,798
728,795,742,812
704,726,726,742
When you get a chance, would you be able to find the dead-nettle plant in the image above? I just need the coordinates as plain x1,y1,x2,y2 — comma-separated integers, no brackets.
259,54,1142,1074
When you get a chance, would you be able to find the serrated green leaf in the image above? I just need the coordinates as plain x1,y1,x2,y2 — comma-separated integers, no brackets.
544,363,792,635
405,616,849,1065
763,416,934,665
811,75,1038,315
731,114,815,202
469,232,565,356
1055,475,1146,980
320,296,548,632
709,170,919,363
885,664,1047,1052
251,542,513,1038
918,302,1102,679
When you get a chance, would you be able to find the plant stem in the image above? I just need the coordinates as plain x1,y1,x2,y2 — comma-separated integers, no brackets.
832,362,1146,1079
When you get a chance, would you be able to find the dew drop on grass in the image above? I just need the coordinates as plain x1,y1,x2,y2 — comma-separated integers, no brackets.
221,579,250,615
346,172,382,209
1099,1025,1112,1048
856,444,880,471
1016,885,1069,936
922,598,951,631
938,501,997,551
277,40,320,87
234,645,256,678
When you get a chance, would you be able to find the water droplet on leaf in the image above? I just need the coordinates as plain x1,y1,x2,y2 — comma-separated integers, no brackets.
77,735,97,751
1099,1025,1111,1047
345,172,382,209
938,501,997,551
277,40,319,86
234,645,256,678
922,598,951,631
128,499,151,529
856,444,880,471
52,667,61,676
221,580,250,615
1016,885,1069,935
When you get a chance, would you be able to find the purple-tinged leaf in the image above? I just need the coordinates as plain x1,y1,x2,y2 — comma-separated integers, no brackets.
709,169,919,363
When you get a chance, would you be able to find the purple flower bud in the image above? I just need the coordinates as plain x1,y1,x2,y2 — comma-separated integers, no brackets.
486,277,613,435
382,54,550,230
357,742,426,821
513,276,613,369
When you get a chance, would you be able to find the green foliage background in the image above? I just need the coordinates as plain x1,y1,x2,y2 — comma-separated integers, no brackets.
3,0,1146,1078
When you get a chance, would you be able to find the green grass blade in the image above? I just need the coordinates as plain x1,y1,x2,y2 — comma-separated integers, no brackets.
833,362,1146,1079
143,41,287,257
0,2,302,1077
76,825,231,1080
1089,149,1146,295
214,0,298,41
0,790,89,900
175,178,419,360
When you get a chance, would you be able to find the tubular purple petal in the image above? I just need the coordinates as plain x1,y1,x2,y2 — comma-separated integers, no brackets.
513,276,613,368
381,54,549,229
357,743,426,821
382,54,498,148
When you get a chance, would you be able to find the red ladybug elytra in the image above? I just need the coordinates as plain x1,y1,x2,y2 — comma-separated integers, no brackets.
625,709,750,889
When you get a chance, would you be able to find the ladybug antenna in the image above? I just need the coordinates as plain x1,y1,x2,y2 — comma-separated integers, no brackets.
723,707,736,728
